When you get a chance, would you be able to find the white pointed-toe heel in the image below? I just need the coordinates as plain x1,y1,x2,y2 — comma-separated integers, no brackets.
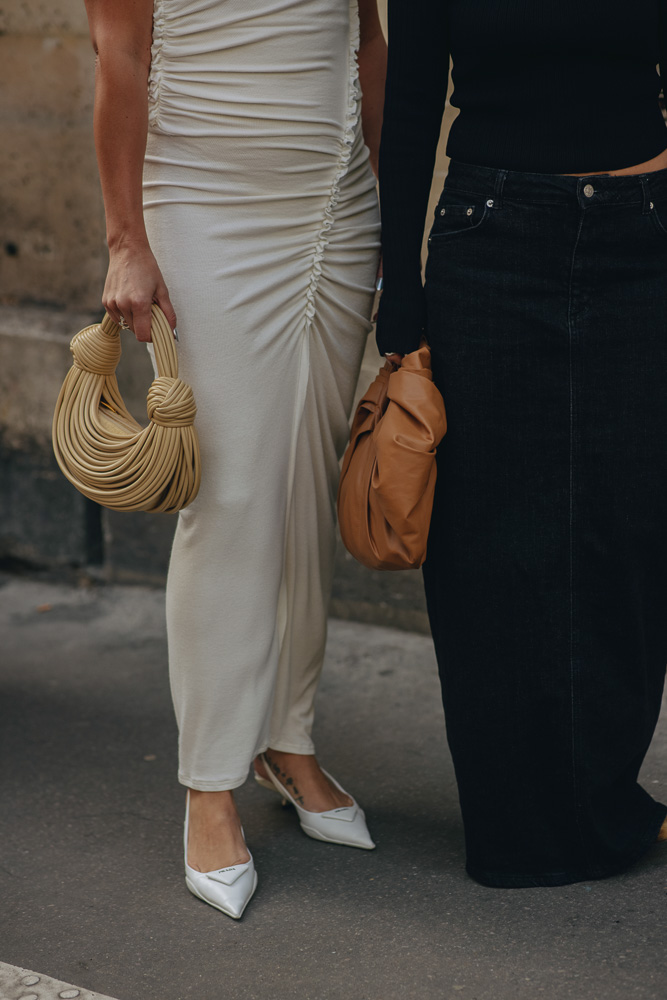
258,754,376,850
183,792,258,919
254,769,283,798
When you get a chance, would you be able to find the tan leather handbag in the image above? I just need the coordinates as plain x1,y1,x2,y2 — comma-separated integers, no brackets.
52,305,201,513
337,342,447,571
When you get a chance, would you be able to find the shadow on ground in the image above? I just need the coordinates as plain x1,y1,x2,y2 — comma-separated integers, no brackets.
0,575,665,1000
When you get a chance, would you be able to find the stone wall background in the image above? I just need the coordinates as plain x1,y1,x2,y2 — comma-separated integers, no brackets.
0,0,106,309
0,0,454,631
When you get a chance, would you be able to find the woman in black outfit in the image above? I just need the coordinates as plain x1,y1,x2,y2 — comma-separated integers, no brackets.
377,0,667,888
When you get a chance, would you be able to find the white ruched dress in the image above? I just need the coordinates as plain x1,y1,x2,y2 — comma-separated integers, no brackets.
143,0,380,789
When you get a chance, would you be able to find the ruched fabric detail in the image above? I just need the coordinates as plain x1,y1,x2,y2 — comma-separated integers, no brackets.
142,0,381,788
305,0,361,325
147,0,166,129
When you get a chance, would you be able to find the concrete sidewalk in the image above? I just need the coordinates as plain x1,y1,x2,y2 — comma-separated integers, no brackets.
0,574,665,1000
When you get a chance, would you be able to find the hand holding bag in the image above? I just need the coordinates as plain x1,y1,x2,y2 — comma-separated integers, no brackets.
337,342,447,571
52,305,201,513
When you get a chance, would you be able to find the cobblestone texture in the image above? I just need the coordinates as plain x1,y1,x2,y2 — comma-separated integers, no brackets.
0,963,119,1000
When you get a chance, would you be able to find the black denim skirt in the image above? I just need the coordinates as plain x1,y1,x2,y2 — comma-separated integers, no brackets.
423,159,667,887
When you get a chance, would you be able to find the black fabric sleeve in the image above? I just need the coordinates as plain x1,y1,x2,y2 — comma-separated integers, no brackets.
660,2,667,114
375,0,450,356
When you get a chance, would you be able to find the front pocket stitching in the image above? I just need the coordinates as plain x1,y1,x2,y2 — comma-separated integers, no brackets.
428,204,491,244
649,203,667,239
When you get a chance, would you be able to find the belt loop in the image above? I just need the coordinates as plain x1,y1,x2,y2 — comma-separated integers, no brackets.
490,169,507,210
640,176,652,214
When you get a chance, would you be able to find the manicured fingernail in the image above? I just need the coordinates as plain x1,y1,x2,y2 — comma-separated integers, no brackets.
376,276,384,292
173,327,179,341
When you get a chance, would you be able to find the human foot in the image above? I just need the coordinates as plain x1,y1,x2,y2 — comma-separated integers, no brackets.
256,750,353,813
186,789,250,872
256,751,375,849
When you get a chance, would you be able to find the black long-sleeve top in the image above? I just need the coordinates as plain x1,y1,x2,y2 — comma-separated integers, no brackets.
376,0,667,356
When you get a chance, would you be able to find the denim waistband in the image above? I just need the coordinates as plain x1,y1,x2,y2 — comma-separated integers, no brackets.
446,159,667,209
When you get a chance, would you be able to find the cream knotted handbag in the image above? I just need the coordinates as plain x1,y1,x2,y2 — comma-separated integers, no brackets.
52,305,201,513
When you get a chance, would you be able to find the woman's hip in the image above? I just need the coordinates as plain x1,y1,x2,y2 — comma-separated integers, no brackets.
424,159,667,415
424,158,667,588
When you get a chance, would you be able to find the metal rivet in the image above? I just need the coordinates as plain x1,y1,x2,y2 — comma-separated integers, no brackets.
583,183,595,198
650,201,654,210
466,207,473,216
440,208,446,216
486,199,494,208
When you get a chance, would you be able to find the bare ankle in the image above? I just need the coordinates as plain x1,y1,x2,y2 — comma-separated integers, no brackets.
186,789,249,871
188,788,238,813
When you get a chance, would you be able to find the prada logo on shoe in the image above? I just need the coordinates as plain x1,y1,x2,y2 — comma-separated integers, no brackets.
208,865,248,886
320,805,358,822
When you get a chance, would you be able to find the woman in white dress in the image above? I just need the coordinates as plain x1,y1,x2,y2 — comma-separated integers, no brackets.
83,0,385,917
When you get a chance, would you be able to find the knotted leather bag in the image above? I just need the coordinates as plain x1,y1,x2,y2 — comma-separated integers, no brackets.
52,305,201,513
337,342,447,571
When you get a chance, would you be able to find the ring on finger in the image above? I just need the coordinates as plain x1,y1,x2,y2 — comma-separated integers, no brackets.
118,315,129,330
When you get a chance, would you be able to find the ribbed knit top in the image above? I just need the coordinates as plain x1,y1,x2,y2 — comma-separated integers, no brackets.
376,0,667,355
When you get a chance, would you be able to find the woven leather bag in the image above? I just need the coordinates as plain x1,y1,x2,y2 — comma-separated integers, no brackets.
337,342,447,571
52,305,201,513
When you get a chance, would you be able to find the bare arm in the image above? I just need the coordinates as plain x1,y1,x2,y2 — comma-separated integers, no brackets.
358,0,387,178
84,0,176,341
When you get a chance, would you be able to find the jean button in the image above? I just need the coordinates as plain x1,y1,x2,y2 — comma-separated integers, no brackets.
583,183,595,198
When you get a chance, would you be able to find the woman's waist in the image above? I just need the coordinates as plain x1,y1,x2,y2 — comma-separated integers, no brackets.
142,125,375,200
148,69,359,131
444,157,667,209
446,101,667,178
563,147,667,178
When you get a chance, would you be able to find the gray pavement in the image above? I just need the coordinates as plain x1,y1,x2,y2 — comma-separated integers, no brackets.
0,573,666,1000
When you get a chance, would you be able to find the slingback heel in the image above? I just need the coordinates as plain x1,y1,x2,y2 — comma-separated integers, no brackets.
183,791,258,919
258,754,375,850
254,769,286,803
